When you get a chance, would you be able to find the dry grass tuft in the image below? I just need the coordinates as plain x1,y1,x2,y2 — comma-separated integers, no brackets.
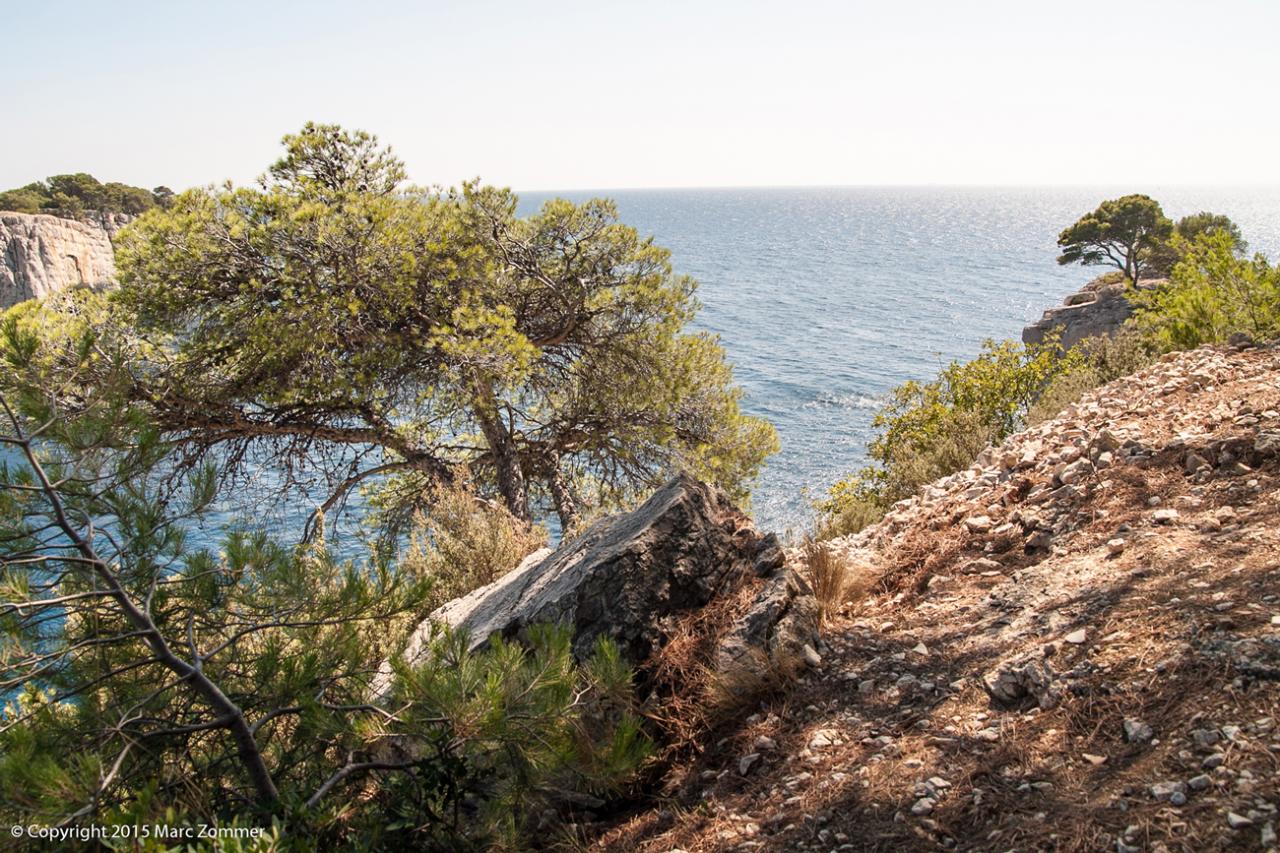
802,539,847,626
641,571,764,756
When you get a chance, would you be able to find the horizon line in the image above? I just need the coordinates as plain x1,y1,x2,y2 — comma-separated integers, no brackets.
512,181,1280,194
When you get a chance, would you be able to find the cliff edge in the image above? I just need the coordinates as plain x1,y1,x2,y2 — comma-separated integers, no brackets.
1023,276,1164,350
0,212,129,308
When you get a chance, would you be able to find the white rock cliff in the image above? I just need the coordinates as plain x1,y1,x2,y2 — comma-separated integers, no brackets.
0,212,130,308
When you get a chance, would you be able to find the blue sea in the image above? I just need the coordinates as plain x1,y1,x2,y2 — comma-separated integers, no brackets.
18,189,1275,548
521,187,1280,534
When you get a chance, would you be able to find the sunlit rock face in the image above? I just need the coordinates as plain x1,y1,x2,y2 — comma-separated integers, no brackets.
1,212,130,308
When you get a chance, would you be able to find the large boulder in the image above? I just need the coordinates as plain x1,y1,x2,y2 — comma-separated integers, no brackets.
390,475,818,694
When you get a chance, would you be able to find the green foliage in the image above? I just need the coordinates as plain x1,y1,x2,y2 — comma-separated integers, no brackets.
0,185,45,214
0,388,648,848
1133,231,1280,351
0,173,163,217
15,123,775,536
1057,194,1173,282
379,627,651,849
1175,211,1246,254
818,340,1080,538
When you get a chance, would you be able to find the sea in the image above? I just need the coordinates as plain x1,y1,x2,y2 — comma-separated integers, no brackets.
13,188,1277,549
520,187,1280,535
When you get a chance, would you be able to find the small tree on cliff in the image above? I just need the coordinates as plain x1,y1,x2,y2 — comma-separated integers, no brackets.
7,123,777,533
1057,194,1173,283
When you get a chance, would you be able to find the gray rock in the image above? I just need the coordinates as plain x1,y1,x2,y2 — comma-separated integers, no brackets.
1022,278,1145,352
1227,811,1254,830
964,515,994,534
1150,780,1186,801
1190,728,1220,749
1255,432,1280,457
982,653,1061,710
381,476,818,697
1123,719,1155,744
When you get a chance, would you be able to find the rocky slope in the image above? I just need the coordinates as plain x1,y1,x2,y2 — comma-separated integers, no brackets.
0,212,129,308
591,343,1280,852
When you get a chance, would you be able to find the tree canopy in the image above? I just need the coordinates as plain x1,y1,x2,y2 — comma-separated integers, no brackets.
1056,194,1173,283
1174,210,1246,254
0,173,172,217
6,123,777,536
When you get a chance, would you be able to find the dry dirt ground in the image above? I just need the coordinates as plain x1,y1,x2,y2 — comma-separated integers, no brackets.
586,344,1280,853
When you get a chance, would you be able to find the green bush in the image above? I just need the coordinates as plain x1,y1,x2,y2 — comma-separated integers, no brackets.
1133,231,1280,351
817,340,1079,538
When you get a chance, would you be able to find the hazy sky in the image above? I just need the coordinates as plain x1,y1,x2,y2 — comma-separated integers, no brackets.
3,0,1278,191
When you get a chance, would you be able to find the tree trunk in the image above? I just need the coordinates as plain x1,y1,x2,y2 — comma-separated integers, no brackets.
474,389,531,522
547,456,580,534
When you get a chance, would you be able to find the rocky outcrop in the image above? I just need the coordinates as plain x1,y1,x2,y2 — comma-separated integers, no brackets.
1022,276,1162,350
0,212,130,308
390,475,819,693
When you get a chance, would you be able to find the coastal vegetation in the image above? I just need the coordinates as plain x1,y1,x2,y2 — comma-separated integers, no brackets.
1133,230,1280,350
819,195,1273,540
1055,193,1244,283
0,124,775,847
12,124,775,539
0,174,172,218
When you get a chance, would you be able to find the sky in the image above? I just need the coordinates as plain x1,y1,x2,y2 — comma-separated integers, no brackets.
2,0,1278,191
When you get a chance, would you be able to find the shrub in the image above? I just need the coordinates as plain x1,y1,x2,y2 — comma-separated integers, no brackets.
374,626,651,849
802,540,852,626
1133,231,1280,351
397,476,548,613
814,480,888,540
817,340,1079,538
1026,328,1155,426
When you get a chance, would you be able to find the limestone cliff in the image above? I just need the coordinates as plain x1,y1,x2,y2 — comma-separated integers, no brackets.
0,212,130,309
